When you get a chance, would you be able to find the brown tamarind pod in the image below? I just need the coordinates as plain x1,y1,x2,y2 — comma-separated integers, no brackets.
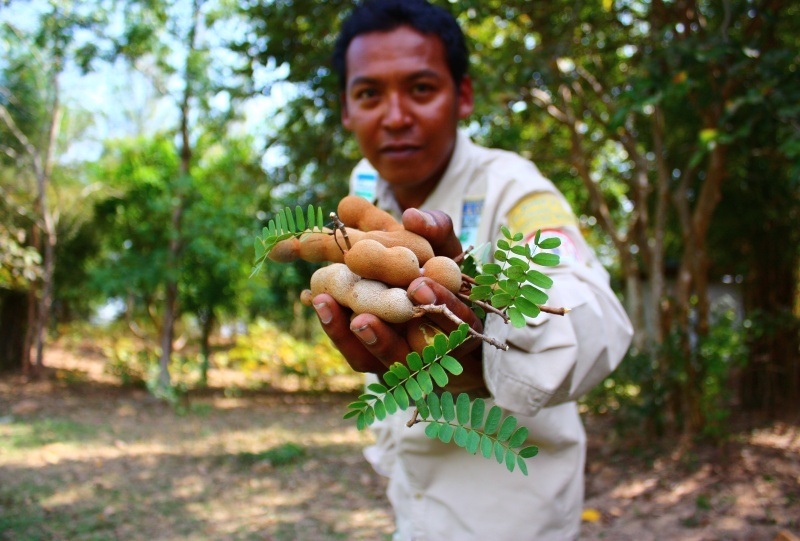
421,256,463,293
344,239,421,287
337,195,404,232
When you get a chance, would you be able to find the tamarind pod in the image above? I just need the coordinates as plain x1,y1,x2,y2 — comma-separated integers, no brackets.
337,195,403,232
344,239,421,287
348,280,415,323
421,256,463,293
299,289,314,307
308,264,416,324
362,230,434,264
269,233,347,263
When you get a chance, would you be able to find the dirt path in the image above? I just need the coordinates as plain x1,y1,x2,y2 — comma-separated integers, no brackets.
1,346,798,540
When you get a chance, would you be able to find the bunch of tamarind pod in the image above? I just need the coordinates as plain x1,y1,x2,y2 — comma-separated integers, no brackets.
268,196,469,353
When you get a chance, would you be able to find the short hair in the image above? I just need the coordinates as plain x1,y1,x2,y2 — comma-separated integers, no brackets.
332,0,469,91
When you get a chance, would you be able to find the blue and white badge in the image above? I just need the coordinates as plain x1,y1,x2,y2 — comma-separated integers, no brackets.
353,170,378,202
459,198,484,249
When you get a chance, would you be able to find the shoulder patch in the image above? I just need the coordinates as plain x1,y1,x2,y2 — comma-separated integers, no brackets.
507,192,577,235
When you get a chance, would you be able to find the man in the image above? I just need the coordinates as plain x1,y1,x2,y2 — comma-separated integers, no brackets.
311,1,634,539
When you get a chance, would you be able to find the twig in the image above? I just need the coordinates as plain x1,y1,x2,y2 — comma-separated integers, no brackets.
457,292,510,324
412,304,509,351
453,245,473,265
406,408,420,427
329,211,352,250
539,305,571,316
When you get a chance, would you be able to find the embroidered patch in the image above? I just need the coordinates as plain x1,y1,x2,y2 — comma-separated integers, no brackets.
507,192,577,234
524,229,580,265
459,198,484,249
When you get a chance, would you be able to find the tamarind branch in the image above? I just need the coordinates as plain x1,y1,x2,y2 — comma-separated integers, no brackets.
406,408,420,427
453,245,474,265
329,212,352,251
458,293,510,323
539,305,571,316
413,304,510,351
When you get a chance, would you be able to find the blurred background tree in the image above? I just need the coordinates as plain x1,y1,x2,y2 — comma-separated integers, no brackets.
1,0,797,437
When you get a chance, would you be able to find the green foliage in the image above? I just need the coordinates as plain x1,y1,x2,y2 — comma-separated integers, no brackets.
345,325,538,475
252,203,328,277
467,226,560,326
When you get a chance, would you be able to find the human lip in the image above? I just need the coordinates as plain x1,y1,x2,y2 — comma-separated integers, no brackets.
380,142,421,156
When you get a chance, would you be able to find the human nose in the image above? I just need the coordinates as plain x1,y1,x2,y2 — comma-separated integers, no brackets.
381,93,412,129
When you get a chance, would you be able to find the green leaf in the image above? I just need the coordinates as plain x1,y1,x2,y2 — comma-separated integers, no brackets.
286,207,296,231
508,426,529,448
295,206,305,231
441,392,455,422
422,346,437,365
425,423,440,439
448,329,465,349
365,407,375,426
508,307,526,328
497,239,510,250
433,333,448,356
512,232,524,242
505,449,517,472
454,426,469,447
510,245,528,256
520,285,549,305
538,237,561,250
498,416,517,442
480,435,493,459
383,393,398,415
438,424,455,443
429,363,449,387
405,378,423,401
482,263,502,275
491,292,512,308
390,363,411,380
494,441,505,463
440,355,463,375
307,205,316,230
456,393,471,425
343,409,361,420
515,297,542,319
415,398,430,419
466,430,481,455
357,412,367,431
519,446,539,459
407,352,423,371
383,371,400,387
494,250,508,262
469,285,493,301
278,209,288,233
474,274,498,285
507,256,528,268
317,206,324,230
358,393,377,402
484,405,502,434
517,456,529,476
349,400,368,409
501,225,512,239
470,398,485,429
394,386,410,410
532,253,560,267
367,383,388,394
505,265,526,282
416,370,434,394
427,392,442,419
374,399,387,421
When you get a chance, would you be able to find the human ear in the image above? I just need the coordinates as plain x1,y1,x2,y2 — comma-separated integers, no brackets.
456,75,474,119
341,93,352,130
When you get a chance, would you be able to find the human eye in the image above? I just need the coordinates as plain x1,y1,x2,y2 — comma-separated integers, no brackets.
354,87,378,101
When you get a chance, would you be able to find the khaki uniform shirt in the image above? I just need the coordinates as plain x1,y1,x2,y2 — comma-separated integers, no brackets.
349,132,634,541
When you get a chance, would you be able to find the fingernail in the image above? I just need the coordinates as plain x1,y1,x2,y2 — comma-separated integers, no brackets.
314,302,333,325
353,324,377,345
413,208,436,226
410,282,436,304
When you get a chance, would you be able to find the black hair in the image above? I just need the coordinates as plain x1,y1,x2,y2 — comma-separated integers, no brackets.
332,0,469,91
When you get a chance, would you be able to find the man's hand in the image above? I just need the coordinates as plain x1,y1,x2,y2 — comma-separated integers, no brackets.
312,209,486,391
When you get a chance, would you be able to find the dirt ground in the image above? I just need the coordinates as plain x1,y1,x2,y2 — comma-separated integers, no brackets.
1,344,798,541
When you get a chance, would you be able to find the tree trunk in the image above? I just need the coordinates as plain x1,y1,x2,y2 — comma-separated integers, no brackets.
198,307,214,387
0,290,28,373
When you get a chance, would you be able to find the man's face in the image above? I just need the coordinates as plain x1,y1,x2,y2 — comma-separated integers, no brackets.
341,26,473,207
